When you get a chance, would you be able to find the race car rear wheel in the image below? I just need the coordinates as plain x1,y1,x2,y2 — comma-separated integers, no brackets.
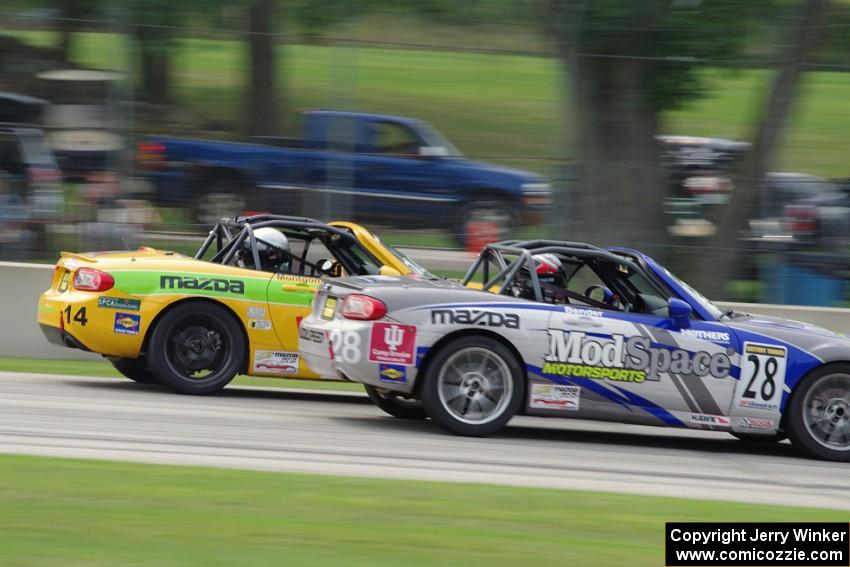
365,385,427,420
421,336,523,436
147,301,245,395
108,356,158,384
786,364,850,461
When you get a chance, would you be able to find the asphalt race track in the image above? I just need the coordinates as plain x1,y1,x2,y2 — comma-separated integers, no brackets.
1,372,848,510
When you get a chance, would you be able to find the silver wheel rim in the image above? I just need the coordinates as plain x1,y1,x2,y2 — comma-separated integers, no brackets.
437,346,513,425
802,373,850,452
198,193,246,225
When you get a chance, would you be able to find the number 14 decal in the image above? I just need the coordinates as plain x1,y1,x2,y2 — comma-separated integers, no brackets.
734,342,787,412
63,305,88,326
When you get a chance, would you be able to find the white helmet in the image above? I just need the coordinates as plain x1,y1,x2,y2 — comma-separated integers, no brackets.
251,227,290,272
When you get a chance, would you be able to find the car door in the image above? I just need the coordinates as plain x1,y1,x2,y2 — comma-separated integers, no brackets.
353,120,448,222
543,307,739,426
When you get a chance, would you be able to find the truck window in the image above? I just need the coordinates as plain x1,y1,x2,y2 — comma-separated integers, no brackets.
374,122,421,156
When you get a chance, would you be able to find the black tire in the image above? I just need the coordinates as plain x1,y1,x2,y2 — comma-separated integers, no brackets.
730,431,786,444
365,385,427,420
108,356,158,384
147,301,245,395
786,364,850,462
453,200,516,247
421,335,524,436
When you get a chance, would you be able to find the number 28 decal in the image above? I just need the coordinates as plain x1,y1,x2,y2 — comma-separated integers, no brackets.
734,342,787,412
328,329,362,364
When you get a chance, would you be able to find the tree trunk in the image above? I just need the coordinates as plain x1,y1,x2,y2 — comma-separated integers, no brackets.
136,27,171,105
245,0,281,137
688,0,832,299
548,1,671,254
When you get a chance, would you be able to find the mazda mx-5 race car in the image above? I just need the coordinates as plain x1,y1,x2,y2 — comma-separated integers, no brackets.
300,239,850,461
38,214,433,397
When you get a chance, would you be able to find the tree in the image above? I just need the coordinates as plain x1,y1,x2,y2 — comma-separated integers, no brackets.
689,0,834,297
245,0,281,136
539,0,769,256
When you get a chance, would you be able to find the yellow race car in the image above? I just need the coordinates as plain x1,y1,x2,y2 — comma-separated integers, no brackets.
38,214,432,398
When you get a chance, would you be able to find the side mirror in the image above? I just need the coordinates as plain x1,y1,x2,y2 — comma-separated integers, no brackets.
379,265,402,277
668,298,692,329
418,146,447,158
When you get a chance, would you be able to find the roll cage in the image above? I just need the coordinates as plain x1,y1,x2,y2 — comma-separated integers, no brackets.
194,214,379,276
460,239,676,314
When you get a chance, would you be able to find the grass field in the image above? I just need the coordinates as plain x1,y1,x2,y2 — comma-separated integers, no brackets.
5,30,850,178
0,453,844,566
0,356,364,391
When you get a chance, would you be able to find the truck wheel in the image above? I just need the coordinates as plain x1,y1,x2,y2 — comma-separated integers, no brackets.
365,385,427,420
786,364,850,461
454,200,515,246
421,335,524,436
147,302,245,395
108,356,158,384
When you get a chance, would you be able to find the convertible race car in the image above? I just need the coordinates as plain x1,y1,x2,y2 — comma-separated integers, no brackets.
299,239,850,461
38,214,432,398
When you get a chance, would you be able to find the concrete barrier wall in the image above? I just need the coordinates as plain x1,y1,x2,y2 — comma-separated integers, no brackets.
0,261,847,360
0,262,98,360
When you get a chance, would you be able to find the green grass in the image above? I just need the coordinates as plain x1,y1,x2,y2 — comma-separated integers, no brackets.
0,357,364,391
6,30,850,178
0,453,844,567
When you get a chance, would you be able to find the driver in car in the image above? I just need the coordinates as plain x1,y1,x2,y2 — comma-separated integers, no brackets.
518,253,621,310
244,227,292,273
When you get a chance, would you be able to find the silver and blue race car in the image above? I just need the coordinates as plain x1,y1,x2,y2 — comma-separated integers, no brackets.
299,240,850,461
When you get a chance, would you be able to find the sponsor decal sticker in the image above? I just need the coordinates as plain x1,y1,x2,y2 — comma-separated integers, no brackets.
279,274,320,285
299,326,325,343
98,296,141,311
369,322,416,365
379,364,407,384
249,319,272,330
322,297,337,320
159,275,244,295
738,416,776,430
430,309,520,329
529,383,580,410
543,330,732,383
680,329,731,343
247,306,266,319
563,306,605,318
113,312,140,335
252,350,299,374
689,413,731,427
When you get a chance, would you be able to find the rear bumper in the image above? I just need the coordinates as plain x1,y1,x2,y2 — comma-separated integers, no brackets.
39,323,92,351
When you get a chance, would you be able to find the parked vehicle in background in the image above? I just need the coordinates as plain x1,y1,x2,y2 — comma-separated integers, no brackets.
747,173,850,248
139,110,552,240
658,135,750,206
0,98,63,258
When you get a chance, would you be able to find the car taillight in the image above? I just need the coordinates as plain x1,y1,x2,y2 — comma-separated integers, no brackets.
137,141,166,169
73,268,115,291
340,294,387,320
783,205,817,236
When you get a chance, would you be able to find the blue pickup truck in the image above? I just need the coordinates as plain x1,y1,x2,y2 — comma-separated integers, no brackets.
139,110,551,240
